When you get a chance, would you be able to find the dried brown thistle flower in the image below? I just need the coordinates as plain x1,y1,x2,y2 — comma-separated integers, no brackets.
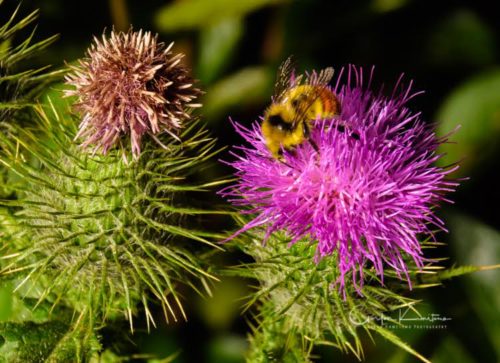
65,29,202,157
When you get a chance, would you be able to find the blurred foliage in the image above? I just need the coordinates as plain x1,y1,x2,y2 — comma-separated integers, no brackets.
436,69,500,176
154,0,285,31
371,0,409,13
207,335,247,363
426,10,496,69
195,277,249,331
198,18,244,85
203,67,273,121
430,336,475,363
0,0,499,362
447,213,500,359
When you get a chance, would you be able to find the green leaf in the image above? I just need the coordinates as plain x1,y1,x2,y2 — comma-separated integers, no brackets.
154,0,285,31
436,68,500,175
0,321,65,363
89,350,126,363
203,66,273,121
447,213,500,358
40,82,74,113
198,18,243,84
372,325,431,363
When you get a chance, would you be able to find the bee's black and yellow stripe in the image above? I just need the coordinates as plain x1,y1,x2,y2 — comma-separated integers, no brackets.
262,84,340,158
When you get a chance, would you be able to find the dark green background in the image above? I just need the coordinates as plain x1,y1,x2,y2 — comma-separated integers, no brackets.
1,0,499,362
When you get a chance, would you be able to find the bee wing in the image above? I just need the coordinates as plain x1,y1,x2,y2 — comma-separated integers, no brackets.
290,67,335,129
273,56,297,101
306,66,334,87
290,87,321,129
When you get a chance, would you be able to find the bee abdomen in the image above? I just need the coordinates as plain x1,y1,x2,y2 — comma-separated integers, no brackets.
317,87,340,117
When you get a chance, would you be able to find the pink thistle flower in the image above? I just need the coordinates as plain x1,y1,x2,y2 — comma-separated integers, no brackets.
65,29,201,158
221,66,460,291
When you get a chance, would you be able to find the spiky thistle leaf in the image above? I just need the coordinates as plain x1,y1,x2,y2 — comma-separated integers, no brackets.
0,1,59,120
0,1,60,198
0,99,226,332
230,219,448,363
245,317,314,363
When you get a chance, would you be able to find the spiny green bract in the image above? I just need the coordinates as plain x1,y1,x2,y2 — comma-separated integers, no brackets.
0,1,59,198
0,2,59,120
246,318,313,363
0,101,224,333
236,225,442,363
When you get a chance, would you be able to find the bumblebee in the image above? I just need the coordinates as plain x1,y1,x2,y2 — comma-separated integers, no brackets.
262,56,340,158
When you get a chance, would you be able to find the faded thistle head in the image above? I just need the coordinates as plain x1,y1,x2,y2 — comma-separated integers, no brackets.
222,66,460,291
65,29,202,157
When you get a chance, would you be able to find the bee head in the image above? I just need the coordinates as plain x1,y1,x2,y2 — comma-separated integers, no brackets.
265,104,294,130
268,114,285,128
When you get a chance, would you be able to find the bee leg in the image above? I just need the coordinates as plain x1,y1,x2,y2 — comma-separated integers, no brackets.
278,157,295,169
280,159,295,169
303,122,320,154
276,147,295,168
303,121,311,137
350,129,360,140
309,139,320,154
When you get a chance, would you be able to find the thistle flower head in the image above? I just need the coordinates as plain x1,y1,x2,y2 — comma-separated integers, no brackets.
0,102,219,332
222,66,460,291
65,29,201,157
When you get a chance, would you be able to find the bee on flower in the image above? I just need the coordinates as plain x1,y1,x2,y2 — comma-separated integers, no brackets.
222,61,460,292
261,56,341,158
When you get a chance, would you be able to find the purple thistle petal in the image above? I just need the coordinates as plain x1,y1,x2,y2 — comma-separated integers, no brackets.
221,65,461,292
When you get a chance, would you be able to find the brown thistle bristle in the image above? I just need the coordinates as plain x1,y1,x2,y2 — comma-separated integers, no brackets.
65,29,202,158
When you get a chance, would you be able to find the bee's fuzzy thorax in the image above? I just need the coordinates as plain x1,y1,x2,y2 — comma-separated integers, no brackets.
261,60,340,158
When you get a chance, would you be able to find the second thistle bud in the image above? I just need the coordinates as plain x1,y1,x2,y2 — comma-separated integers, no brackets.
65,29,202,158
